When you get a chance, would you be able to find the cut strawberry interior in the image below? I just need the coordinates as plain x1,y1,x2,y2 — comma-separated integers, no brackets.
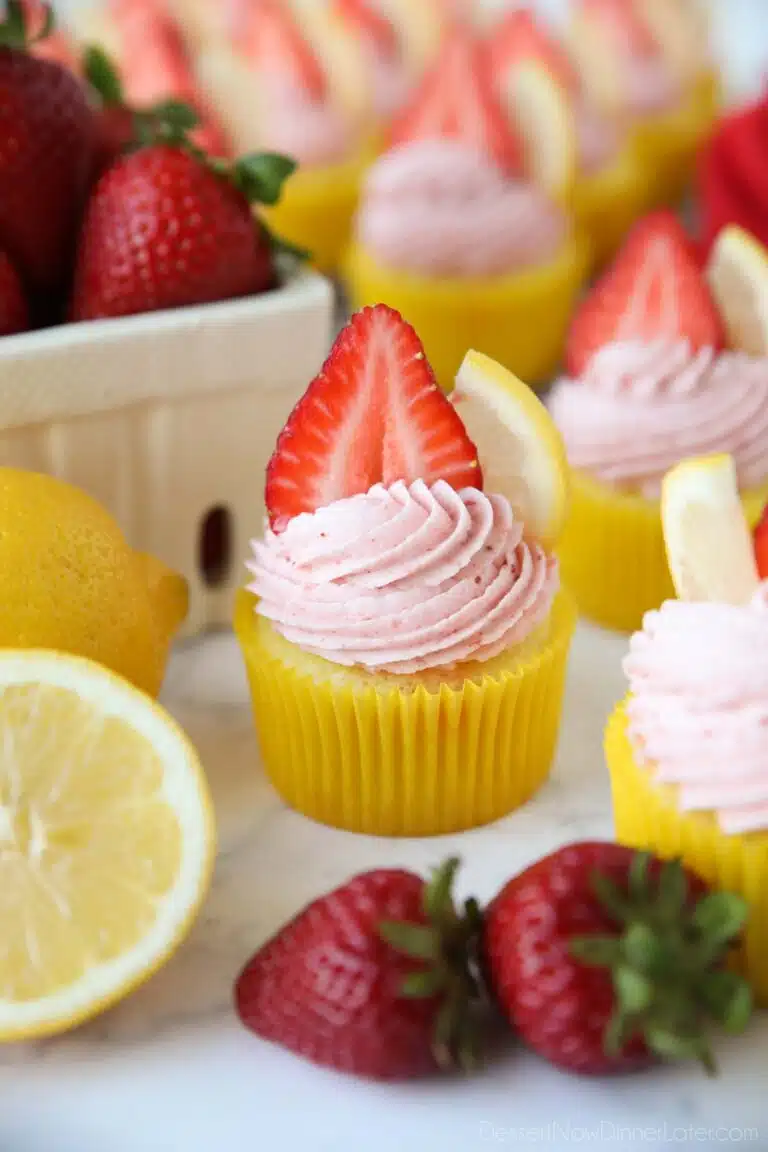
566,210,724,377
265,305,483,529
241,0,327,99
486,8,579,95
334,0,399,58
388,25,522,173
754,505,768,580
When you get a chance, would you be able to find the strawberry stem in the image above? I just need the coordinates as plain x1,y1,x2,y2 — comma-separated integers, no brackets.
569,854,753,1075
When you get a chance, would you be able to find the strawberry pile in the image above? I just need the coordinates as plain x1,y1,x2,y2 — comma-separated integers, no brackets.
565,210,724,376
0,2,300,335
235,841,753,1081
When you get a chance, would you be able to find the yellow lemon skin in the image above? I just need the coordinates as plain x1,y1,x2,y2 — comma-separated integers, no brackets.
0,469,187,697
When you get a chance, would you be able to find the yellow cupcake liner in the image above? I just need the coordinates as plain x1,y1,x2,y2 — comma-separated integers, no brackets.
234,588,576,837
572,143,651,270
342,235,590,392
263,146,374,275
606,704,768,1006
557,471,768,634
630,69,721,209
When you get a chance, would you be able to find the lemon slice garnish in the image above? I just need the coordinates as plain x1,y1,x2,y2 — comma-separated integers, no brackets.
706,224,768,357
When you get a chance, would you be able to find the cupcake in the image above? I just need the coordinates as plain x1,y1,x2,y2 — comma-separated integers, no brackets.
343,25,587,391
606,453,768,1004
196,0,375,272
236,304,576,836
699,92,768,256
549,210,768,633
486,6,647,268
568,0,719,209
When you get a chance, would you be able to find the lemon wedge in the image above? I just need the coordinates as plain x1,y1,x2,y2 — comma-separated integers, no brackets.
0,651,215,1042
505,59,577,199
661,454,759,605
706,225,768,357
452,350,570,549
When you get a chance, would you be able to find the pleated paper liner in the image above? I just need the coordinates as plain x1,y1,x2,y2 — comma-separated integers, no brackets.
572,142,650,271
557,471,768,634
606,704,768,1006
341,235,590,393
235,589,576,837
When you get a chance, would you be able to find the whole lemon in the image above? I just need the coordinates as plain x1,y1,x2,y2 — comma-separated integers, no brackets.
0,468,188,696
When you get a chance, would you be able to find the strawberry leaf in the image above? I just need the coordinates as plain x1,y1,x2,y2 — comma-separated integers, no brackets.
234,153,297,206
692,892,749,947
83,44,124,106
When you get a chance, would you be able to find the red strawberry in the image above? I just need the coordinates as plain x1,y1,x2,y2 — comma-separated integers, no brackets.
71,117,299,321
0,2,95,304
388,24,522,174
333,0,399,57
753,505,768,578
241,0,326,100
566,210,724,377
265,305,483,529
699,105,768,255
235,860,483,1080
486,8,579,95
483,842,752,1076
0,249,29,335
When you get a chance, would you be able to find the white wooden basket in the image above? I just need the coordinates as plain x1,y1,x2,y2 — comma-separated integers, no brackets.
0,270,335,637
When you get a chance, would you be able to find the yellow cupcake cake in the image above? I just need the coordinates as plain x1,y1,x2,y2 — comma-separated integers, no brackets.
343,24,588,392
606,454,768,1004
549,212,768,633
568,0,719,209
236,305,576,836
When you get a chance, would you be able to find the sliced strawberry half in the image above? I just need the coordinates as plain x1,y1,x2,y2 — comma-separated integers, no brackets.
566,210,724,376
265,305,483,529
241,0,326,100
486,8,579,95
754,505,768,579
388,25,522,173
333,0,399,58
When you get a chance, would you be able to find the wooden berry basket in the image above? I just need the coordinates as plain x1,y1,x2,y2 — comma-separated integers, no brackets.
0,269,334,638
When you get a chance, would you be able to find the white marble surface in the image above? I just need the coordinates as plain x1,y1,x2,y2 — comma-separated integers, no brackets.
2,621,767,1152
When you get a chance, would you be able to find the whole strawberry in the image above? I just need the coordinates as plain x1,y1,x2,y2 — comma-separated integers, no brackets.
71,105,301,322
235,859,484,1080
0,1,94,306
483,842,752,1076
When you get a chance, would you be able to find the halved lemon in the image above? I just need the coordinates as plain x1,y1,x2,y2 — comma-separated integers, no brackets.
452,350,570,549
505,60,577,199
0,651,215,1042
661,454,759,605
706,225,768,357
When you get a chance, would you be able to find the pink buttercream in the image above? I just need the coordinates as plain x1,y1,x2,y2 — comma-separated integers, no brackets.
575,101,622,175
625,587,768,834
247,479,558,675
623,55,681,117
259,77,356,167
365,42,412,119
355,139,568,277
549,340,768,497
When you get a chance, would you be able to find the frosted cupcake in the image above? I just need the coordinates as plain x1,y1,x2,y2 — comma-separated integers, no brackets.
344,26,587,391
485,7,648,268
606,453,768,1004
550,212,768,632
196,0,374,271
236,305,576,836
568,0,719,208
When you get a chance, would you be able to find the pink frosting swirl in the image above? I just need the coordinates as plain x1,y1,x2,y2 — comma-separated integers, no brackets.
549,340,768,497
259,77,357,167
247,479,558,675
575,101,622,175
355,139,568,277
625,588,768,834
623,55,681,117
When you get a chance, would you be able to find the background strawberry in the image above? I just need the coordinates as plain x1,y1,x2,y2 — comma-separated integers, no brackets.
0,249,29,335
235,860,484,1080
483,842,752,1076
265,304,483,529
753,504,768,578
699,101,768,254
70,104,301,322
0,1,94,309
566,211,724,376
